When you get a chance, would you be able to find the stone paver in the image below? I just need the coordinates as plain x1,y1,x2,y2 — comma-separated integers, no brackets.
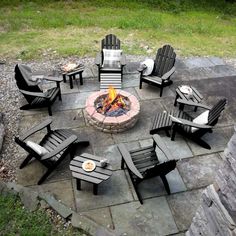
15,57,236,236
111,197,178,236
135,83,174,100
177,153,223,190
74,170,134,211
80,207,114,230
167,189,203,232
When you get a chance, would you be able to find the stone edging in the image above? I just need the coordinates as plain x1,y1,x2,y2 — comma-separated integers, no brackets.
0,181,116,236
85,90,140,133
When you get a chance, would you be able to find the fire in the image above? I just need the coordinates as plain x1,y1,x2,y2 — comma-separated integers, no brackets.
108,86,117,102
97,86,128,116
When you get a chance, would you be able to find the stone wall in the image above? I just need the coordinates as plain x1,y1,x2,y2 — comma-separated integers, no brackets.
186,126,236,236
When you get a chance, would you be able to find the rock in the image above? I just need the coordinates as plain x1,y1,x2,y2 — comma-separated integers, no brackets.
0,181,7,194
19,188,39,212
39,193,73,219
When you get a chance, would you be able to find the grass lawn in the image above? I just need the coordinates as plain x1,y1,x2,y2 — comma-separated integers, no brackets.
0,193,85,235
0,0,236,59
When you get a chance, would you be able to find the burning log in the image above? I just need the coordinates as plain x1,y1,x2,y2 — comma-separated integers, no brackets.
95,86,131,117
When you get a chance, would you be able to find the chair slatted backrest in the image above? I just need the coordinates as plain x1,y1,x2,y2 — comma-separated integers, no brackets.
208,98,227,126
153,45,176,77
15,64,41,102
101,34,120,49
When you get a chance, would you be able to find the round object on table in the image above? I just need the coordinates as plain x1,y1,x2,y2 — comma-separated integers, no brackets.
82,160,96,172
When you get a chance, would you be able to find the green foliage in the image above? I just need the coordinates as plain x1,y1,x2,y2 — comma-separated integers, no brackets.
0,193,52,235
0,193,85,235
0,0,235,59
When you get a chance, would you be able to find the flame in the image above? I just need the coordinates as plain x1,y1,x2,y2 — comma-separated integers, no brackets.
108,86,117,102
99,86,127,115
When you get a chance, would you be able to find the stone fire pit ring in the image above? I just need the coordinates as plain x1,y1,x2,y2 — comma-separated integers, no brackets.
85,90,140,133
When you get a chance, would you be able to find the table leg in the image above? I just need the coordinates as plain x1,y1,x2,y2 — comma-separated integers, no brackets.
79,72,83,85
93,184,98,195
63,74,66,83
76,179,81,191
69,75,73,89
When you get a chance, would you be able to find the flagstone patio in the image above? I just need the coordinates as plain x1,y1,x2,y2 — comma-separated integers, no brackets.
15,56,236,236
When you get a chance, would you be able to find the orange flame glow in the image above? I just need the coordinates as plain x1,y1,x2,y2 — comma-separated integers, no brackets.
108,86,117,102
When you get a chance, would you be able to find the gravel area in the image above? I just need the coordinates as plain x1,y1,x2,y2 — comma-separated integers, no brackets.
0,56,236,183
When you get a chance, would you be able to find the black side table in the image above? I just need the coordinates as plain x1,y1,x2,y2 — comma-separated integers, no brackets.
62,66,85,89
174,85,203,111
69,153,112,195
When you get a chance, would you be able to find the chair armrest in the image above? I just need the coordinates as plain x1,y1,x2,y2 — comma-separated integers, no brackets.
43,76,63,82
176,99,211,110
137,64,147,73
152,134,174,160
117,144,143,179
20,118,53,140
162,66,175,81
41,135,77,160
170,116,212,129
120,54,126,66
19,89,49,98
95,52,102,66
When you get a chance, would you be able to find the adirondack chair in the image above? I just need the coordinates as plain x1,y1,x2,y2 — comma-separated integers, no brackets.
138,45,176,97
95,34,126,89
15,118,90,185
150,98,227,149
15,64,62,116
117,134,178,204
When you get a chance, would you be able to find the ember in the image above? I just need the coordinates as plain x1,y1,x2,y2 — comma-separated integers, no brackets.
95,86,130,117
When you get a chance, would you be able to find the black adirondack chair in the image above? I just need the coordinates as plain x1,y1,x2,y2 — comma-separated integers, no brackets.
15,64,62,116
138,45,176,97
117,134,178,204
150,98,227,149
15,118,90,185
95,34,126,88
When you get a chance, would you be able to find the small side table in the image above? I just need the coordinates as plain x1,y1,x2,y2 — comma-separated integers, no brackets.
174,85,203,111
69,153,112,195
62,66,85,89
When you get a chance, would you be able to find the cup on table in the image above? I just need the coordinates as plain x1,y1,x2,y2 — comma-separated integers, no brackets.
100,159,109,168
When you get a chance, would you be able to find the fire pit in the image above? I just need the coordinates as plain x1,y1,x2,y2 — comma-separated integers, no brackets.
85,87,140,133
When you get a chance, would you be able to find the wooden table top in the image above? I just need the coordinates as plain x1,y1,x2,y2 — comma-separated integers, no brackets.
176,85,203,103
69,153,112,184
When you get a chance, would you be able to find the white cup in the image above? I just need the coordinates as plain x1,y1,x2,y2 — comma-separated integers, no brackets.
100,159,109,167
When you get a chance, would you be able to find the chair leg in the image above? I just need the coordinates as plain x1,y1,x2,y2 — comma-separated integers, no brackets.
58,91,62,101
63,74,66,83
160,175,170,195
79,73,83,85
48,105,52,116
20,154,33,169
171,125,176,141
160,87,163,97
190,136,211,150
133,183,143,204
98,70,101,82
139,79,142,89
165,129,170,137
121,158,125,169
38,169,53,185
